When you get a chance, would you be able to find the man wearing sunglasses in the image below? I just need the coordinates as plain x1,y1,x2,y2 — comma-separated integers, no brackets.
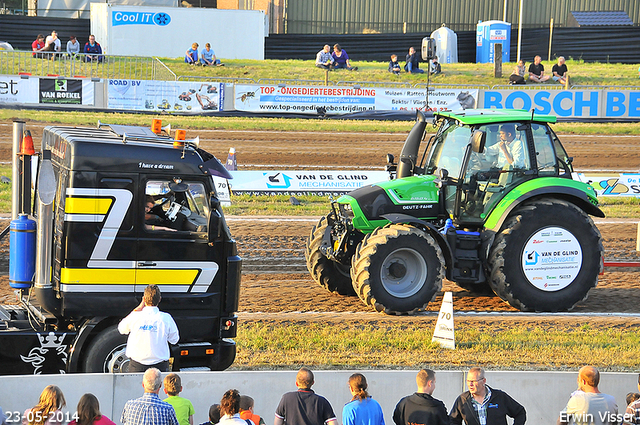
450,367,526,425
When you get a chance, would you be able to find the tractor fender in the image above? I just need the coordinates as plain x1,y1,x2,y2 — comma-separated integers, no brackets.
484,185,605,235
380,213,453,273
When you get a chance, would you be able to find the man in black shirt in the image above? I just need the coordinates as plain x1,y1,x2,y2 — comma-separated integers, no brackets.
275,368,337,425
528,55,550,83
393,369,449,425
552,56,569,85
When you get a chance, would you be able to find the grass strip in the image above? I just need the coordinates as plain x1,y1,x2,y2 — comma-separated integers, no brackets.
231,320,640,371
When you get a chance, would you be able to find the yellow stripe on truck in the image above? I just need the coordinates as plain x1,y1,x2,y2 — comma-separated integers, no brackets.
65,197,113,214
61,268,199,285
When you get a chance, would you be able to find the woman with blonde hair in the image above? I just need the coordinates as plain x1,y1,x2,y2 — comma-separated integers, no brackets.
68,394,115,425
342,373,384,425
23,385,66,425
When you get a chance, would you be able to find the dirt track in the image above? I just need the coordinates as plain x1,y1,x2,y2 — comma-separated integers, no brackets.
0,119,639,325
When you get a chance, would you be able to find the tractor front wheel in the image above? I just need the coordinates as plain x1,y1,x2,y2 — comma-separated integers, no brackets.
351,224,444,314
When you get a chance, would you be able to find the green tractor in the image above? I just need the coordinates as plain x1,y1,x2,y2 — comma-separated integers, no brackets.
305,109,604,313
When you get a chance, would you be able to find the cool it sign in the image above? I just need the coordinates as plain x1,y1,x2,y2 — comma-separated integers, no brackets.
521,227,582,292
112,11,171,26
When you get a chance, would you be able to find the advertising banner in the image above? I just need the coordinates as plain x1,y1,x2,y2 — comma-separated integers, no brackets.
107,79,224,113
574,174,640,197
38,79,94,105
0,76,38,104
234,85,478,115
483,89,640,119
229,170,389,195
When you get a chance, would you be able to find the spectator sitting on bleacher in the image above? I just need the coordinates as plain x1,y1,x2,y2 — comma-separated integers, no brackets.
84,35,103,63
32,34,45,58
66,35,80,58
185,43,199,65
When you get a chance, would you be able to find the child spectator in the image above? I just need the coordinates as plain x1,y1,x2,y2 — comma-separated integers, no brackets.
185,43,199,65
626,392,640,407
430,56,441,75
32,34,45,58
22,385,66,425
388,54,401,75
69,394,115,425
239,396,264,425
163,373,195,425
199,405,221,425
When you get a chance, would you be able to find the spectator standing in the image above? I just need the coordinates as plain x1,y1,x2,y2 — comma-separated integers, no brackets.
69,394,115,425
342,373,384,425
84,35,103,62
528,55,549,82
0,407,6,425
122,368,179,425
332,44,357,71
552,56,569,85
163,373,195,425
316,45,334,70
66,36,80,58
200,43,223,66
198,405,221,425
388,54,401,75
218,390,246,425
392,369,449,425
405,47,424,74
22,385,67,425
449,367,526,425
32,34,45,58
239,396,264,425
185,43,199,65
625,374,640,424
430,56,441,75
509,59,526,84
558,366,617,425
118,284,180,372
274,367,337,425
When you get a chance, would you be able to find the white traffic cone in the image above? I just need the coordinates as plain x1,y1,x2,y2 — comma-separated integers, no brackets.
225,147,237,171
432,291,455,349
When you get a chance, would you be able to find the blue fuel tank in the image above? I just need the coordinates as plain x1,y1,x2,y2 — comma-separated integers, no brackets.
9,214,36,289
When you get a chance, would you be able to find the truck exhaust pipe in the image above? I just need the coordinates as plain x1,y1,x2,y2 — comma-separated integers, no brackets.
11,120,25,220
34,150,61,316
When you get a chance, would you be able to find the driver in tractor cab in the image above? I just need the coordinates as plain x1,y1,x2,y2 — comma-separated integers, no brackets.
485,124,526,169
145,196,177,232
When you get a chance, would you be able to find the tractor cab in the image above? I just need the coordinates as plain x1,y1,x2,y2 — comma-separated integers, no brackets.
421,110,574,226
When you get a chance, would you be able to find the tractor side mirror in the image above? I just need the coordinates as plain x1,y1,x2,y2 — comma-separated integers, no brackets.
386,153,395,165
470,130,487,153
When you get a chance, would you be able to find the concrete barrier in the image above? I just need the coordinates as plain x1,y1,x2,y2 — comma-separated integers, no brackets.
0,370,635,424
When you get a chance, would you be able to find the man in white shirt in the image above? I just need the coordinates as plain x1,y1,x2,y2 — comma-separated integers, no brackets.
44,30,61,52
558,366,618,425
485,123,526,169
118,284,179,372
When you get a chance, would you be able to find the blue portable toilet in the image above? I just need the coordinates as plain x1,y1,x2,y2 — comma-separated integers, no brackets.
476,20,511,63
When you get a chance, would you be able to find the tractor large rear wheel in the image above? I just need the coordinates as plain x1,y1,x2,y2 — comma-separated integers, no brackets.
488,198,603,312
305,214,356,296
351,224,444,314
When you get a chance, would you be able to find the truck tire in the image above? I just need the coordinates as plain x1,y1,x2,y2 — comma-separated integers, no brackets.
82,325,130,373
351,224,444,314
488,198,603,312
305,214,356,296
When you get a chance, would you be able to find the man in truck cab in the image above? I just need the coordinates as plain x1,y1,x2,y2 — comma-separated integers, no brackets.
118,284,180,372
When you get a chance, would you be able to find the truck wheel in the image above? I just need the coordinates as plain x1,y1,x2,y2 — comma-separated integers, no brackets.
351,224,444,314
83,325,130,373
305,214,356,296
488,198,603,312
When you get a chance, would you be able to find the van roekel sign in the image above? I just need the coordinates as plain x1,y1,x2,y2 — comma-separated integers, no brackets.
39,79,83,104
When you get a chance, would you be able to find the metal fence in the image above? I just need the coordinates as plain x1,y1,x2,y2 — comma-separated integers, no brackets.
0,50,174,80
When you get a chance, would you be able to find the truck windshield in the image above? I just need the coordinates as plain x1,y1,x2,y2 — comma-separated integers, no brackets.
426,122,471,178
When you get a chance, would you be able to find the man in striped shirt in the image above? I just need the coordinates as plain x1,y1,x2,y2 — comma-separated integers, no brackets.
122,368,179,425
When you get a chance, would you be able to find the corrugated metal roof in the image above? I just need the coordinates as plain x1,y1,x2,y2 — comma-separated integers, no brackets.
568,10,634,26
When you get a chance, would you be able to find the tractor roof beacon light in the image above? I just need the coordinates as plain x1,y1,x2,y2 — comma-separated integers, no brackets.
174,129,186,149
151,119,162,135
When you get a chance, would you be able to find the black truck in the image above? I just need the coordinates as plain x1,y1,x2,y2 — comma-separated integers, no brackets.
1,121,241,374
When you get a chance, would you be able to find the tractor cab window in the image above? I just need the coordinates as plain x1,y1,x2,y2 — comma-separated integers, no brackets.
456,122,533,223
531,123,557,176
145,180,208,233
426,122,471,179
548,127,574,176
